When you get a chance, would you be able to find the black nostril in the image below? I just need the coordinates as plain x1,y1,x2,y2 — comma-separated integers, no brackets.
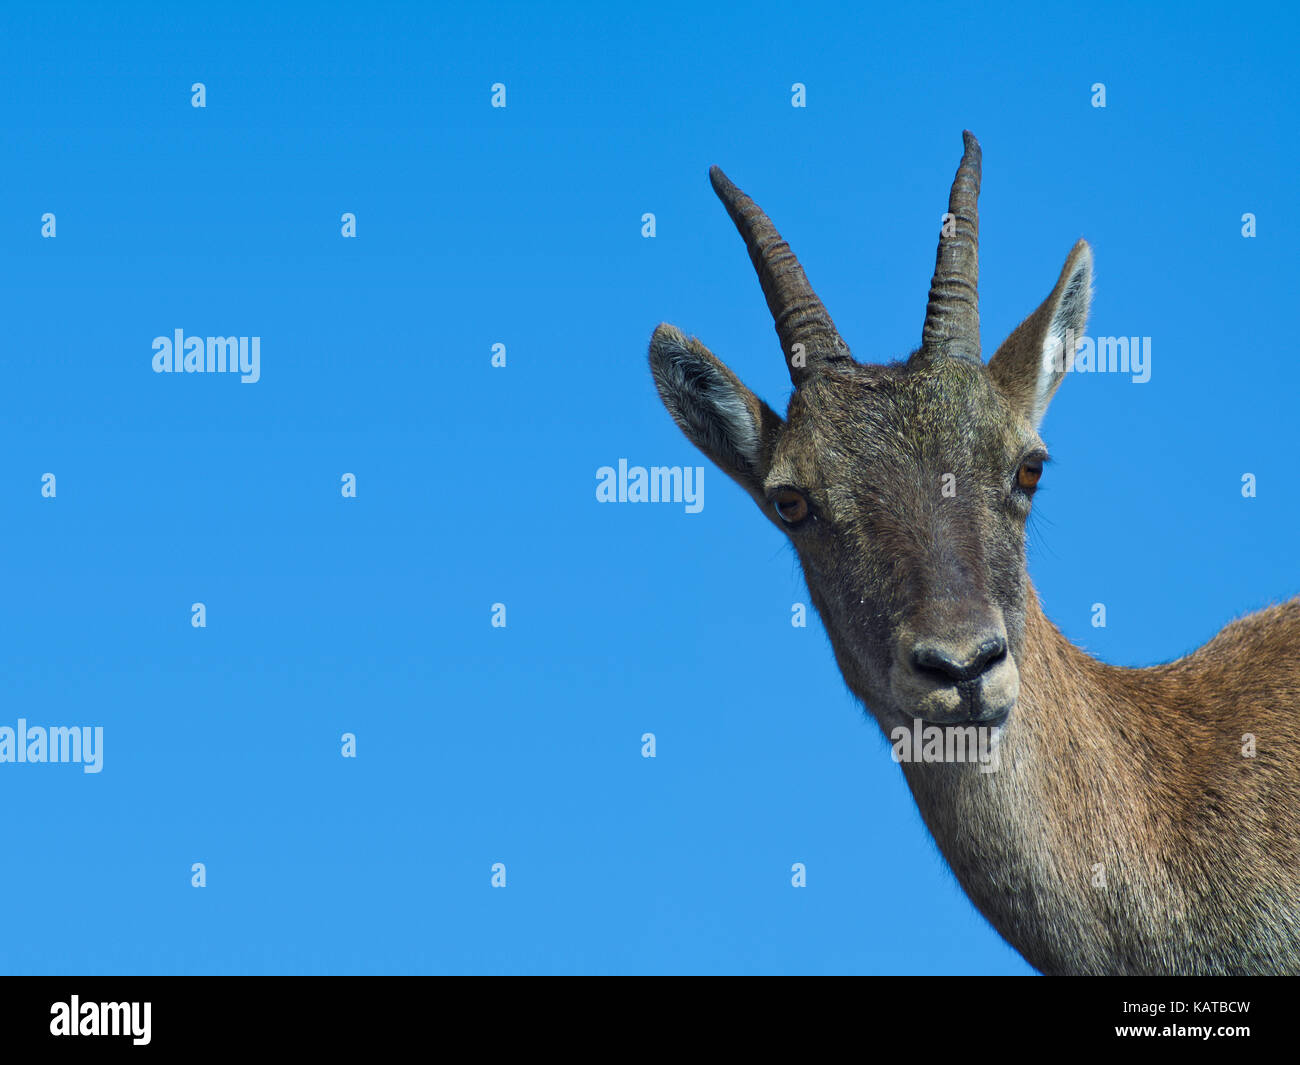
912,636,1007,683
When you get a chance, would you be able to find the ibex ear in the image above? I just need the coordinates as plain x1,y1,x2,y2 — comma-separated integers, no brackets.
648,323,782,499
988,240,1093,428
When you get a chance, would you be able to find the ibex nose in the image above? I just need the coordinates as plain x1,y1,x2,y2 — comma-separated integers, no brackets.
893,614,1018,723
911,634,1008,683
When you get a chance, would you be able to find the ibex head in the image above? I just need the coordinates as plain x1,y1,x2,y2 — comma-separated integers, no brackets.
650,132,1092,730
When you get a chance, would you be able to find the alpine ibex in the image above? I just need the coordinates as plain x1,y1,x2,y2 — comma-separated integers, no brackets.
648,132,1300,975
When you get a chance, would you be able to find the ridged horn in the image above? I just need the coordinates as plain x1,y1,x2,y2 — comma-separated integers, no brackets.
917,130,982,364
710,166,851,386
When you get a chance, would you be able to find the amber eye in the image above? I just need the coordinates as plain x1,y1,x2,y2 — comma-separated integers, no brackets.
1016,459,1044,492
772,489,810,524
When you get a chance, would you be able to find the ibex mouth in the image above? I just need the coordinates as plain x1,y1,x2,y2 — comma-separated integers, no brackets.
890,626,1020,726
898,684,1016,726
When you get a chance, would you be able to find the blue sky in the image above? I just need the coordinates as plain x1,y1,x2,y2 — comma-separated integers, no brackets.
0,1,1295,974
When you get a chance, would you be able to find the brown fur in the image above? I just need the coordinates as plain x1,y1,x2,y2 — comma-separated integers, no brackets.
648,133,1300,974
913,589,1300,974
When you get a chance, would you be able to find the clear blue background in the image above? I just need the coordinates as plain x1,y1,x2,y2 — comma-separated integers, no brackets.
0,0,1295,975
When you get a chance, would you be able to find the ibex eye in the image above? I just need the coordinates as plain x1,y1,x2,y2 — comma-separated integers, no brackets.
772,489,809,524
1016,459,1044,492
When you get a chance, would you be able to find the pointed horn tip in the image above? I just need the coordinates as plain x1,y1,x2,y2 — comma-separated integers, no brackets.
708,165,737,196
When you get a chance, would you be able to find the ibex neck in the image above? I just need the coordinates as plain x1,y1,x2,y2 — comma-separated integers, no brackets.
896,585,1167,973
882,580,1300,973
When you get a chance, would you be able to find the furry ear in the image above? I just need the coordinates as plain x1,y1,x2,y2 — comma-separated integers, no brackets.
648,323,782,498
988,240,1093,428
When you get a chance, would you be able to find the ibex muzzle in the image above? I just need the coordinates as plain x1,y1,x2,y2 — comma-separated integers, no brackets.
895,612,1017,724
